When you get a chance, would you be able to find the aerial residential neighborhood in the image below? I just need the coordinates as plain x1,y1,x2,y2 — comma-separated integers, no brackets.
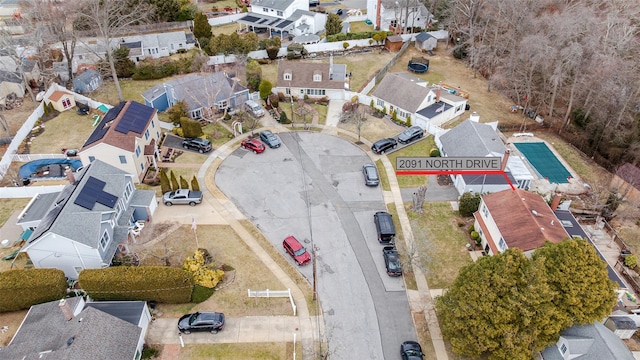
0,0,638,359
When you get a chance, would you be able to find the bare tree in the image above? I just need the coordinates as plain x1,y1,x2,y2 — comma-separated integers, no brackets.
75,0,152,102
411,185,427,214
293,99,313,129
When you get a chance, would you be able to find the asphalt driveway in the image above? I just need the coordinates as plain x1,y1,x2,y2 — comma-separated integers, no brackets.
215,132,416,360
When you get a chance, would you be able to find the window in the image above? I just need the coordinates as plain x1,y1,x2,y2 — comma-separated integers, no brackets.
427,95,432,102
284,73,291,80
498,237,507,252
74,266,83,274
376,99,385,107
88,156,95,162
481,204,488,217
123,181,133,201
135,145,141,157
99,231,110,250
119,155,127,164
285,88,291,95
263,7,268,11
140,163,144,171
218,100,227,109
62,98,72,109
277,10,283,16
560,343,567,354
313,74,321,82
151,120,155,128
144,129,149,140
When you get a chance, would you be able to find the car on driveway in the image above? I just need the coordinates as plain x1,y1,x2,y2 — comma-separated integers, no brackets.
260,130,281,148
371,138,397,154
362,163,379,186
383,246,402,276
178,312,225,334
241,138,266,153
283,236,311,265
182,137,212,153
397,126,424,144
400,341,424,359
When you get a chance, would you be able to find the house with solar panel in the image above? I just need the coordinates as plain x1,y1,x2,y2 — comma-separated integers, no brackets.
17,160,157,279
79,100,162,183
237,0,327,38
141,73,249,119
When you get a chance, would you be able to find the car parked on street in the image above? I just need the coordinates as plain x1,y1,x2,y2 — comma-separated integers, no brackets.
178,312,225,334
362,163,379,186
383,246,402,277
397,126,424,144
401,341,424,359
260,130,281,148
371,138,397,154
241,138,266,153
283,236,311,265
182,137,212,153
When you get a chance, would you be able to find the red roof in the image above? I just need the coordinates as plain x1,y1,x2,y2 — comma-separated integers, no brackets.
49,90,72,102
480,189,569,252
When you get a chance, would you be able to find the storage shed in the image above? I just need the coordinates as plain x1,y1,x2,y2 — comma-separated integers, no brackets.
384,35,404,52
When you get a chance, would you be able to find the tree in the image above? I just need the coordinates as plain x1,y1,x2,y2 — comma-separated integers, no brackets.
166,101,189,125
112,46,136,78
532,239,617,328
159,168,171,193
246,59,262,91
458,191,481,216
259,80,273,100
179,175,189,189
170,170,179,190
190,175,200,191
148,0,181,22
325,13,342,36
193,12,212,41
436,249,562,360
76,0,152,102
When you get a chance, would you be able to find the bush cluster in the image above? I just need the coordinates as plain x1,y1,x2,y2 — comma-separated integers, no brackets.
79,266,194,303
326,31,392,43
0,269,67,312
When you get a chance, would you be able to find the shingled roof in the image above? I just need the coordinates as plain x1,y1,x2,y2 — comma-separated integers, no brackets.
372,72,434,113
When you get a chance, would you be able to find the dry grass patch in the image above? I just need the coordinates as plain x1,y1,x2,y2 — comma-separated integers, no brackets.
212,22,241,36
386,137,435,188
178,342,295,360
338,113,400,144
0,310,28,346
132,224,291,318
261,62,279,86
413,311,436,359
90,78,167,105
28,111,96,154
349,21,374,33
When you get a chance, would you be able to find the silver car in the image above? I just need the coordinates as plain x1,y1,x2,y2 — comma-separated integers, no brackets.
397,126,424,144
362,163,380,186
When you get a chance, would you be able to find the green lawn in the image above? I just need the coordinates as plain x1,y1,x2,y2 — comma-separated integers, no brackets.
29,110,97,154
349,21,374,33
410,202,473,289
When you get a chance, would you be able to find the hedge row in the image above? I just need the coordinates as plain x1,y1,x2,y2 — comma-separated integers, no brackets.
79,266,193,303
326,31,393,43
0,269,67,312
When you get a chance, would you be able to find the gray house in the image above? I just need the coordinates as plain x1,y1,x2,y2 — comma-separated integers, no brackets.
540,321,635,360
73,69,102,93
415,32,437,51
435,116,533,193
0,297,151,360
17,160,157,279
142,72,249,119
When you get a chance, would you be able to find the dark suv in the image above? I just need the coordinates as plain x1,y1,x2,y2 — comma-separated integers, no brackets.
182,138,212,153
371,138,397,154
374,211,396,244
397,126,424,144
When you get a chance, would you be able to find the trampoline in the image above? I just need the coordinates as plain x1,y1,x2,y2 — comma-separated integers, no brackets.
19,159,83,179
514,142,571,184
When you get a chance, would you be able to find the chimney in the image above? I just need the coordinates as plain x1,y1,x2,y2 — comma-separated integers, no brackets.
500,149,510,171
550,192,562,211
59,299,73,321
435,86,441,103
65,167,75,184
470,111,480,122
329,53,333,76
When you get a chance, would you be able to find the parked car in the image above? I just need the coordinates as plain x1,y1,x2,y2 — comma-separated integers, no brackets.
182,137,212,154
397,126,424,144
362,163,379,186
374,211,395,244
371,138,397,154
334,8,343,15
383,246,402,276
244,100,265,117
241,138,266,154
400,341,424,360
162,189,203,206
260,130,281,148
283,236,311,265
178,312,225,334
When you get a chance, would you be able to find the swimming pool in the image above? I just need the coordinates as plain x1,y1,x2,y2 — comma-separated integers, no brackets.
514,142,571,184
19,159,83,179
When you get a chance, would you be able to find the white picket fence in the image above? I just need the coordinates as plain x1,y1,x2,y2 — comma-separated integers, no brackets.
248,288,296,315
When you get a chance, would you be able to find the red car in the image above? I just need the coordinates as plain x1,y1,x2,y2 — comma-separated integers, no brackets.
241,138,266,154
283,236,311,265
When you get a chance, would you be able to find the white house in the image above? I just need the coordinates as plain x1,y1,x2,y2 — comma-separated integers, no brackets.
371,72,466,131
275,58,349,100
367,0,434,32
79,100,162,183
0,297,152,360
17,160,157,279
238,0,327,37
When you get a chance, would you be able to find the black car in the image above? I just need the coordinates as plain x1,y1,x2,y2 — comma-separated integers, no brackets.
401,341,424,360
362,163,379,186
397,126,424,144
383,246,402,276
335,8,343,15
178,312,225,334
371,138,397,154
182,138,212,154
260,130,281,148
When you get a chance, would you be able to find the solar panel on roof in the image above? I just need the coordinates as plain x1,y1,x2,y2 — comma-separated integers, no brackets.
73,176,117,210
84,102,126,147
115,101,153,134
268,19,280,25
96,192,118,208
242,15,259,22
258,19,269,24
277,20,293,29
74,194,95,210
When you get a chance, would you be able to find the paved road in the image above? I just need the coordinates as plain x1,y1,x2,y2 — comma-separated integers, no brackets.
216,132,416,359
